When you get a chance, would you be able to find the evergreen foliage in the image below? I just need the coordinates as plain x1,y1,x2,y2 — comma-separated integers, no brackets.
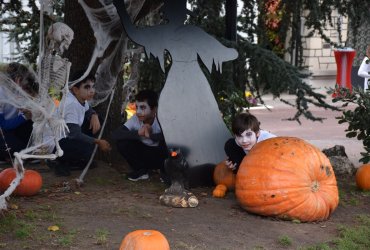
1,0,369,125
0,0,64,63
334,88,370,163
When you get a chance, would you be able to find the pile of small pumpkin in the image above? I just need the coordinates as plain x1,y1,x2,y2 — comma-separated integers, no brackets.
0,168,43,196
212,137,370,222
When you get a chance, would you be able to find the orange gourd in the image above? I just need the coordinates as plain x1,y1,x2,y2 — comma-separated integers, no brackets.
235,137,339,222
212,184,227,198
213,161,236,190
119,230,170,250
355,164,370,191
0,168,43,196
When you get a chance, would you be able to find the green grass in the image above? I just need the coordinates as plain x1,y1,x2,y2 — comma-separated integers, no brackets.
95,228,110,245
338,184,366,206
0,211,35,240
0,212,18,235
301,215,370,250
332,214,370,249
302,243,331,250
278,235,293,247
15,222,34,239
92,176,117,186
57,229,78,247
0,205,64,245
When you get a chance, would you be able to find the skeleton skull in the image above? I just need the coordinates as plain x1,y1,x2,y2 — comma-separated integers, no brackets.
46,22,74,55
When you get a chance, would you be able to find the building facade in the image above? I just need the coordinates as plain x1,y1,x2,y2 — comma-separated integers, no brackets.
0,32,16,63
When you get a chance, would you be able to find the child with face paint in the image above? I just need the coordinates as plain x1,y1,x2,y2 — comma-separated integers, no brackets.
51,72,111,176
112,90,168,182
224,112,276,173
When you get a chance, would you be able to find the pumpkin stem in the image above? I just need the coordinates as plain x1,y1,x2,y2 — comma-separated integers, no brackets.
311,181,320,192
143,231,152,236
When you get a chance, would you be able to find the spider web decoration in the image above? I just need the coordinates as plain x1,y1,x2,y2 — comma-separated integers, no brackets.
0,21,73,210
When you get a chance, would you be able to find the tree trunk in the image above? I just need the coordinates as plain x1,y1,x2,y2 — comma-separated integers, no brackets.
63,0,162,166
64,0,124,165
64,0,97,73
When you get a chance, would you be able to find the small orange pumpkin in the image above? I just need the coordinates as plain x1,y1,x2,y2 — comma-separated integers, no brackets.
213,161,236,190
212,184,227,198
119,230,170,250
53,98,60,107
355,164,370,191
236,137,339,222
0,168,43,196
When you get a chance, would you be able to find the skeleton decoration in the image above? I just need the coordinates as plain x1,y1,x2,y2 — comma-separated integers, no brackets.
46,22,74,55
0,22,73,210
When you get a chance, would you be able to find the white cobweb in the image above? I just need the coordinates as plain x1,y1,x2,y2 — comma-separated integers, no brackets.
0,20,72,210
0,0,158,209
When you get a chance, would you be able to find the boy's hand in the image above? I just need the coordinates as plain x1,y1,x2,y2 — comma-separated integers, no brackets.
225,159,236,171
89,114,101,134
143,124,152,138
138,126,146,136
138,124,152,138
95,139,111,152
20,109,32,120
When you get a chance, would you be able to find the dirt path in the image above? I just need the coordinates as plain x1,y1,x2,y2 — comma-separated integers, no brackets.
1,99,369,249
1,161,369,250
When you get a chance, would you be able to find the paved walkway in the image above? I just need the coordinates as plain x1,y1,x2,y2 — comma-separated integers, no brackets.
247,76,363,166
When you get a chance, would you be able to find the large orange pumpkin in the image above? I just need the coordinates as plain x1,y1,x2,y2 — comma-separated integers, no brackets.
0,168,43,196
213,161,236,190
235,137,339,222
355,164,370,191
119,230,170,250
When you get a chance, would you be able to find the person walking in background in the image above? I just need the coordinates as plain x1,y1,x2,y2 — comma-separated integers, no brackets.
358,44,370,91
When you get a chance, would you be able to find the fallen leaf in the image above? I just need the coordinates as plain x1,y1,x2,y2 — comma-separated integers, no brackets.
48,225,60,231
74,191,81,195
9,204,18,210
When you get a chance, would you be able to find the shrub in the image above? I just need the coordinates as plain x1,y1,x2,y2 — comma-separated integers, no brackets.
333,87,370,163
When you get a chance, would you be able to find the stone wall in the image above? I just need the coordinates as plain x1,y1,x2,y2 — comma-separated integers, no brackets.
301,10,348,76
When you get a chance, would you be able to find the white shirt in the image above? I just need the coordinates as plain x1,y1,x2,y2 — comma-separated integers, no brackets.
258,129,276,142
41,92,90,152
358,57,370,91
64,91,89,126
124,114,162,146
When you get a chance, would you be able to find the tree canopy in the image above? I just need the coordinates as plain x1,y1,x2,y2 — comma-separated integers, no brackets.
1,0,369,124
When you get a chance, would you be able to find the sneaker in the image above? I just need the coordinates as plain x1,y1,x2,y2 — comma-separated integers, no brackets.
127,170,149,181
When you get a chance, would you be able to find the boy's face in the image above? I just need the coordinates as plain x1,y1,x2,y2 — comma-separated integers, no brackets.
235,129,260,151
136,100,156,123
73,80,95,102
